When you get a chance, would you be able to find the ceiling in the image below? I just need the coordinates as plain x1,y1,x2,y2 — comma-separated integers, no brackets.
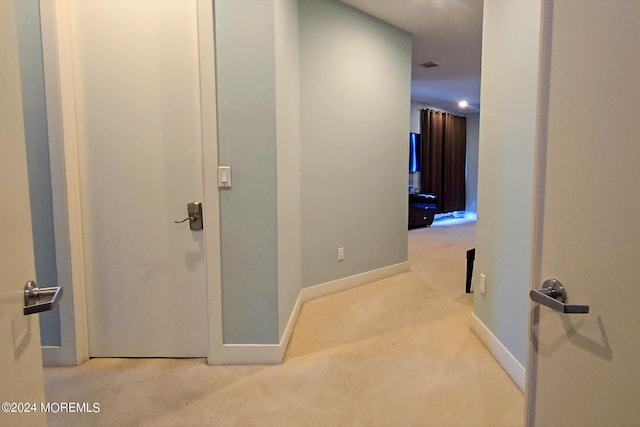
340,0,484,114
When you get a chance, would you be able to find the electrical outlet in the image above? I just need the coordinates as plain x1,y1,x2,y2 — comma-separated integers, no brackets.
479,273,486,295
337,247,345,261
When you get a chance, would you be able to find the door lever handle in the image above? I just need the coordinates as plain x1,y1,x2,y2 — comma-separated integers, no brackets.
530,279,589,314
174,201,203,231
24,281,63,315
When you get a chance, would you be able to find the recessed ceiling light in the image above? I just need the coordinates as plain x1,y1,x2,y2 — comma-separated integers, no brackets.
458,100,469,108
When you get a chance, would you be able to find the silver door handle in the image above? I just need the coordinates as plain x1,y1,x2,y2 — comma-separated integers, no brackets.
23,281,63,315
174,201,203,231
529,279,589,314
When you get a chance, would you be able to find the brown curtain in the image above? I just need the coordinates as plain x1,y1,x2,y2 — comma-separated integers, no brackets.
420,109,466,214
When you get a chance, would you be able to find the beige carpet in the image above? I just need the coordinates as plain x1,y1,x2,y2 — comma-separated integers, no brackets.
44,221,524,427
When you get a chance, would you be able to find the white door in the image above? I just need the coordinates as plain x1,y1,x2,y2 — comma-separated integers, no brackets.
0,1,47,425
527,1,640,425
63,1,208,357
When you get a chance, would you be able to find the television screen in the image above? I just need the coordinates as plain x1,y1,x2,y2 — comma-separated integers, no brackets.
409,133,421,173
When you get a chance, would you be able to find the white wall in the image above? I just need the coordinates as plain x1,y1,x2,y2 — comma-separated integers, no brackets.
473,0,542,366
300,0,411,288
409,101,423,191
409,101,424,133
465,113,479,212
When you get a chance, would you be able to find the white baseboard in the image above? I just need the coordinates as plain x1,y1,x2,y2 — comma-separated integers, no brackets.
300,261,410,303
470,313,526,392
278,291,303,356
214,262,409,364
213,293,303,365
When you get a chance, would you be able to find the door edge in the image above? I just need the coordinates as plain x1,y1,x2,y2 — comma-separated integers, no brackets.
525,0,554,425
197,0,223,364
40,0,89,366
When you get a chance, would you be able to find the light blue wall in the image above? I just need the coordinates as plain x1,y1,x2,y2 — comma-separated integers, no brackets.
300,0,412,288
15,0,61,346
274,0,302,337
215,0,411,343
473,0,542,365
215,0,280,344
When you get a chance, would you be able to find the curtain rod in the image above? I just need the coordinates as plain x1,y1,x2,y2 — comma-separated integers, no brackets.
417,108,478,114
417,108,466,118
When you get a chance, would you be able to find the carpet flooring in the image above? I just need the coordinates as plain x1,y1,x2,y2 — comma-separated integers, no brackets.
44,221,524,426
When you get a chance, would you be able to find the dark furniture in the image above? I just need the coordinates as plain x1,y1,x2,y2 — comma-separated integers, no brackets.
466,248,475,293
408,193,437,229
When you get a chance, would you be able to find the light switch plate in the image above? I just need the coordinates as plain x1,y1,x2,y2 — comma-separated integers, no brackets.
479,273,486,295
218,166,231,188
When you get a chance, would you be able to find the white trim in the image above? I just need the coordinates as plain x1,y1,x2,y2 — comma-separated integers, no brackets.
470,313,526,392
40,0,73,366
211,263,409,364
525,1,554,424
56,0,90,365
278,292,303,358
300,262,410,302
39,0,89,366
196,0,223,366
214,293,304,365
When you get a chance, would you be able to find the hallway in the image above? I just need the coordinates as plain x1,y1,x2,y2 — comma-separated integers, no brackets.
44,222,524,426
